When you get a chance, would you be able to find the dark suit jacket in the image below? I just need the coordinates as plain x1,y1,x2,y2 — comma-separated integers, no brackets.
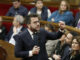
6,6,28,17
51,41,71,60
5,26,26,42
14,28,63,60
70,54,80,60
73,12,80,27
63,51,80,60
0,26,6,40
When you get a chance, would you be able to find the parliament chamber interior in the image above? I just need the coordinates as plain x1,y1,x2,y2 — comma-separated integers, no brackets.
0,0,80,60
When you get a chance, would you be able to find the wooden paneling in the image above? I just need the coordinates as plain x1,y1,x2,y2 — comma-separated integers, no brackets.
1,16,80,34
0,0,34,4
43,0,80,5
0,0,79,9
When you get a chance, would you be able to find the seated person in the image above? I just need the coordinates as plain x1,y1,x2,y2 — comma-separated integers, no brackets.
47,0,74,26
64,36,80,60
5,15,26,45
28,0,51,20
0,17,6,40
52,33,73,60
45,24,58,57
73,4,80,29
6,0,28,17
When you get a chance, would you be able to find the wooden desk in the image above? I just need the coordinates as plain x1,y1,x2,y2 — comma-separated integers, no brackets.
0,40,21,60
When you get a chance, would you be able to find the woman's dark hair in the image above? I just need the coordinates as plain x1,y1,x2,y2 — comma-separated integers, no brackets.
71,36,80,57
73,36,80,45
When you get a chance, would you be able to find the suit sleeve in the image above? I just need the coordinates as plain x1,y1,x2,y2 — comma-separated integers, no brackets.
45,30,63,40
14,34,30,58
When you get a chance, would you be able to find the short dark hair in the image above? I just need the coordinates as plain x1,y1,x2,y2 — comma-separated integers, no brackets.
12,0,20,2
26,14,40,24
35,0,43,3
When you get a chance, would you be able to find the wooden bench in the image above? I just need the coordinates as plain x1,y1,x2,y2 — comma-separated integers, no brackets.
0,40,21,60
0,46,7,60
1,16,80,34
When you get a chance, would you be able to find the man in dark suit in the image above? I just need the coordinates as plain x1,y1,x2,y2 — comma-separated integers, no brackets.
6,0,28,17
14,14,65,60
5,15,26,45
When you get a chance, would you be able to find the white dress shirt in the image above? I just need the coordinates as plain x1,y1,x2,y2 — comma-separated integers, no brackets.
9,26,23,45
27,29,34,57
28,28,34,39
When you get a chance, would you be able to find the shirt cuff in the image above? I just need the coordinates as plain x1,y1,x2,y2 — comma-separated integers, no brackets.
29,50,33,57
48,57,53,60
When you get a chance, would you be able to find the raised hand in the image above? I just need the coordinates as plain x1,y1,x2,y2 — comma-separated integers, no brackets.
59,21,65,30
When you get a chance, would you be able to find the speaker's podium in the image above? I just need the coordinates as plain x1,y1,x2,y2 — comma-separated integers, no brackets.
0,40,21,60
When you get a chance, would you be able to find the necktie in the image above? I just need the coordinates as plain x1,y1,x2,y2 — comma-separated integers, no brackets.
33,32,40,46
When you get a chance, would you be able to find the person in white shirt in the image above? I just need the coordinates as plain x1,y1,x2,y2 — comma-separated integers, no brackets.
5,15,26,45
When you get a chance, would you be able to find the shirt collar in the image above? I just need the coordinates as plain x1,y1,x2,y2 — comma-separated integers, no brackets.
17,26,22,31
28,28,33,35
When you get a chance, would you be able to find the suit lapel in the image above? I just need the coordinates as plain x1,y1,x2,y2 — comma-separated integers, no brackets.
26,29,33,40
26,29,35,46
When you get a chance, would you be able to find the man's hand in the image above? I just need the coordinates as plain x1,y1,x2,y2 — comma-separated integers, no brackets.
53,54,61,60
59,21,65,30
13,26,17,34
32,46,40,55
